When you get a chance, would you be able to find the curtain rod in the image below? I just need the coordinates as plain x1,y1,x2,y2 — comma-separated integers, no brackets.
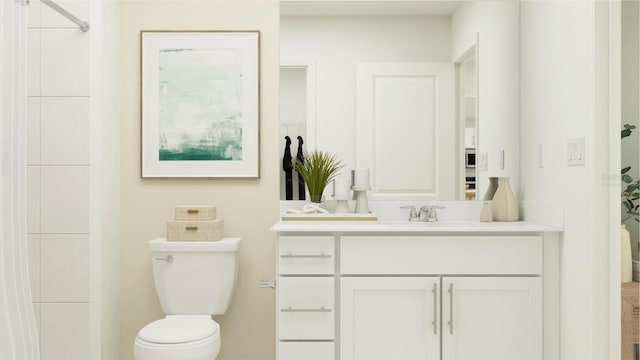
40,0,90,32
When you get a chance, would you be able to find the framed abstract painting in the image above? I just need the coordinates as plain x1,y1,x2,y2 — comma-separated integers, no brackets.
141,31,260,177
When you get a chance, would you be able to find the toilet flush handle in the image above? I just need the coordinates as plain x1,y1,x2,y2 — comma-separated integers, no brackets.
154,255,173,263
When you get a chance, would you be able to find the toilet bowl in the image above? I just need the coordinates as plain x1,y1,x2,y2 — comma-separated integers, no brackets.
134,315,221,360
134,238,240,360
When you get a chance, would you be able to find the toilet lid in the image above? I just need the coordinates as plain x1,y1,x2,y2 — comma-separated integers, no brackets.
138,315,219,344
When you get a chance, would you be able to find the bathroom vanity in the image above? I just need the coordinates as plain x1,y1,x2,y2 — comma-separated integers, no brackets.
271,221,562,360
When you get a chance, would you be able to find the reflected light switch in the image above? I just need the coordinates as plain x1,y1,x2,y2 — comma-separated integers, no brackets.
479,152,488,172
567,137,585,166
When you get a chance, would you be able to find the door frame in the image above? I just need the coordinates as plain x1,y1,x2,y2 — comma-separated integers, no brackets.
280,58,317,150
454,35,479,201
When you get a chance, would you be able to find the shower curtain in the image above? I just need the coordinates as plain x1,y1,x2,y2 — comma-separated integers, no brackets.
0,0,41,358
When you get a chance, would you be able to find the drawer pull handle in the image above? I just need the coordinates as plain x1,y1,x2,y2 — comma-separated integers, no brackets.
448,283,454,335
187,209,199,214
280,253,331,259
154,255,173,263
432,283,438,335
280,306,332,313
185,226,198,231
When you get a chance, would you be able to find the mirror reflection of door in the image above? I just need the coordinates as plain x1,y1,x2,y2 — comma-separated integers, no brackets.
457,44,478,200
356,62,455,200
279,61,316,201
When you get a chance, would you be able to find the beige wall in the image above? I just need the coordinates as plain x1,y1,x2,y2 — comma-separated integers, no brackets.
119,1,279,359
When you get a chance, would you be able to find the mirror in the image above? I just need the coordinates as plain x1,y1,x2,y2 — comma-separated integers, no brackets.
280,1,520,201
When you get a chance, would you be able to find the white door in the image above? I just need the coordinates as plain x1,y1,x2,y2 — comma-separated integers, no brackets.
341,277,440,360
356,62,455,200
441,277,542,360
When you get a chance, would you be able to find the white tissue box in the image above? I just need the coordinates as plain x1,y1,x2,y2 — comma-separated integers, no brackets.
174,206,216,221
167,219,224,241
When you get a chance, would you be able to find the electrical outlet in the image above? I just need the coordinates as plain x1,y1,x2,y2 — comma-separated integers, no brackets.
567,137,585,166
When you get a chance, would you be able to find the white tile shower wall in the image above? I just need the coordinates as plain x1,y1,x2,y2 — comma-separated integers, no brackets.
41,29,90,96
27,1,93,358
27,29,40,96
40,97,90,165
40,235,90,302
28,235,40,302
26,166,40,233
40,0,89,29
26,97,40,165
40,303,91,359
40,166,90,233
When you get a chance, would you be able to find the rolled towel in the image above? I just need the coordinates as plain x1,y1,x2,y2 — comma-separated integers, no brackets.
284,203,329,215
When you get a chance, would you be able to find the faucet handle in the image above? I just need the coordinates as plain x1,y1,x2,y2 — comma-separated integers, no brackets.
426,205,446,222
400,205,419,221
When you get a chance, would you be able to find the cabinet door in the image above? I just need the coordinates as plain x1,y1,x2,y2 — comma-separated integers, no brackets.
341,277,440,360
442,277,542,360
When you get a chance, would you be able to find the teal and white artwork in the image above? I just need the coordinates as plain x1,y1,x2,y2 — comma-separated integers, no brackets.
141,31,260,178
158,48,243,161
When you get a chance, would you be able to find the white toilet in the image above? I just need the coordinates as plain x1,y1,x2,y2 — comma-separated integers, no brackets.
134,238,241,360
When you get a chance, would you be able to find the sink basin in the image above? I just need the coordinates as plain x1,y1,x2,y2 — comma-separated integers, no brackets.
383,221,478,228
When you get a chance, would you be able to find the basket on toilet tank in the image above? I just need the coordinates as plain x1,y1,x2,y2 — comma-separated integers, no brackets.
167,205,224,241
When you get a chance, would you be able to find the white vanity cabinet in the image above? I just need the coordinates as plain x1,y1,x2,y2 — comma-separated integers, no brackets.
339,235,543,360
273,226,558,360
340,276,542,360
440,277,542,360
340,277,440,360
277,235,335,359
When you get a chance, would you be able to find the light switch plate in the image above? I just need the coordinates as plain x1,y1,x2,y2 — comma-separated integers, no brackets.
567,137,585,166
499,150,505,170
479,152,488,171
538,144,544,168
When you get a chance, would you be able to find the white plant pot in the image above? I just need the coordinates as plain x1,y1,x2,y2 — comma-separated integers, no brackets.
621,224,633,283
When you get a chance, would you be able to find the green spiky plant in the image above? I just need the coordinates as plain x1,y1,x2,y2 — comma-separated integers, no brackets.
295,150,344,203
622,124,639,224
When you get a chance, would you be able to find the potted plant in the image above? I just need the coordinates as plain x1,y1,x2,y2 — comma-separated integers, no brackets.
622,124,639,224
621,124,639,282
295,150,344,203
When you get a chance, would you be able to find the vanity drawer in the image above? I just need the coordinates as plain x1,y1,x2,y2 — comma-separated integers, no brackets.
278,277,334,340
341,235,542,275
278,341,334,360
278,236,334,275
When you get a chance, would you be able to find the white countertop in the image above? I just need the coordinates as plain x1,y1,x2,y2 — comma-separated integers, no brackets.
271,220,563,234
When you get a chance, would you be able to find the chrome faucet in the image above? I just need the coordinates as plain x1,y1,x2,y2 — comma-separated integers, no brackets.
420,205,446,222
400,205,419,221
401,205,446,222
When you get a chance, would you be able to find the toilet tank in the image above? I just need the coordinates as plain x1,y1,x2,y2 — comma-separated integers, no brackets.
149,238,240,316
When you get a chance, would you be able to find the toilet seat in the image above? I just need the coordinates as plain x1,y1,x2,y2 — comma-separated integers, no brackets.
134,316,221,360
138,315,219,344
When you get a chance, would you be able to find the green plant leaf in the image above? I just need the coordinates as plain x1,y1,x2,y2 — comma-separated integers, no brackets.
620,124,638,224
294,149,344,199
